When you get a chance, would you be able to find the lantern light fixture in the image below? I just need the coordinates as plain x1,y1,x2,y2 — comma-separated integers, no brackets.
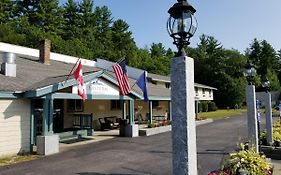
244,61,256,85
167,0,198,56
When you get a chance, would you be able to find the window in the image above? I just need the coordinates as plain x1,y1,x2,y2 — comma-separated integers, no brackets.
165,83,170,89
111,100,121,110
195,87,198,96
67,99,83,112
202,89,206,97
209,90,212,97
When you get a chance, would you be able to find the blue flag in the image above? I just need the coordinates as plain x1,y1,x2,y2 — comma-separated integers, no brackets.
136,71,149,102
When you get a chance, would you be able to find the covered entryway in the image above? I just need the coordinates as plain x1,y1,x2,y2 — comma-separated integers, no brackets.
28,72,140,155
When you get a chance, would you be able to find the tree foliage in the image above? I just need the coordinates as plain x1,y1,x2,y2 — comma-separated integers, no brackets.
1,1,281,108
246,39,280,91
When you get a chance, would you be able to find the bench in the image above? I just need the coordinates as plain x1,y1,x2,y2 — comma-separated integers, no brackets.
98,116,121,130
153,116,166,121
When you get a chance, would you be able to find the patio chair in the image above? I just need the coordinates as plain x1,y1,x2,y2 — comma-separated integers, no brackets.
98,118,112,130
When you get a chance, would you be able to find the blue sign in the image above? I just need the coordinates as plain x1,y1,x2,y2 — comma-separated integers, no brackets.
256,100,261,122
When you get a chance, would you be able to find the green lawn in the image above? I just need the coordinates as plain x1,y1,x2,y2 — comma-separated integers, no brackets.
197,109,245,120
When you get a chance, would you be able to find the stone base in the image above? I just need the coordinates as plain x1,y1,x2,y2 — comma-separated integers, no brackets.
125,124,139,137
37,135,59,155
261,146,281,160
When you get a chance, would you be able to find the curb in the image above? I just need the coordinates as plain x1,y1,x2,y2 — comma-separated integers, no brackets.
196,118,214,126
139,118,214,136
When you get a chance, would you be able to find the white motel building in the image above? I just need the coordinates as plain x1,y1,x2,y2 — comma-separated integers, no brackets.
0,40,216,156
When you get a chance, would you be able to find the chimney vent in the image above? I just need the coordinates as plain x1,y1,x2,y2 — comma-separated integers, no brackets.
39,39,51,65
1,52,16,77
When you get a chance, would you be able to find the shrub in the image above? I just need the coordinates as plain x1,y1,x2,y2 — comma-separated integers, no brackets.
260,120,281,146
208,102,217,111
147,123,156,128
201,101,208,112
198,102,203,112
221,144,272,175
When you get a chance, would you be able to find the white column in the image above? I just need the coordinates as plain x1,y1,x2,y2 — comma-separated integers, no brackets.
171,56,197,175
246,85,258,152
264,92,273,145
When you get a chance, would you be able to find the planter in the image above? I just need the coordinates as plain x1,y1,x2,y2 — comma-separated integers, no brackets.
139,125,171,136
261,146,281,160
274,140,281,147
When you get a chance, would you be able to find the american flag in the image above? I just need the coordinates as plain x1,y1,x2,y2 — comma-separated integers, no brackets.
112,59,131,96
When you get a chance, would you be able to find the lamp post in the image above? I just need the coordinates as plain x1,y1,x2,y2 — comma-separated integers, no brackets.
167,0,198,57
167,1,198,174
244,61,259,152
262,76,273,145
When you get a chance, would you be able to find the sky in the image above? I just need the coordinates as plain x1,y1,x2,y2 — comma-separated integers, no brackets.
59,0,281,54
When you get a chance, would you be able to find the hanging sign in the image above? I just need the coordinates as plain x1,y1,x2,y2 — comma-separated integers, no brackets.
87,79,119,95
72,78,120,96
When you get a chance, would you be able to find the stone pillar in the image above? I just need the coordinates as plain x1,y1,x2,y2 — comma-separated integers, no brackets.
246,85,258,152
129,100,134,125
37,95,59,155
122,100,126,120
124,100,138,137
171,56,197,175
264,92,273,145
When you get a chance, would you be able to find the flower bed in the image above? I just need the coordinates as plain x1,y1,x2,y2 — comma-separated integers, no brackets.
208,144,273,175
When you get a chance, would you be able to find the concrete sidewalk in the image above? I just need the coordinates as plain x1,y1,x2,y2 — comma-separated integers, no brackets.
272,160,281,175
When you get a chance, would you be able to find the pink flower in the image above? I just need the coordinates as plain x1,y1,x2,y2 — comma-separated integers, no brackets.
208,171,218,175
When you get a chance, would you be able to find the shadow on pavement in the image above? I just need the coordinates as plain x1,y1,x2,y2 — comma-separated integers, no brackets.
198,149,229,155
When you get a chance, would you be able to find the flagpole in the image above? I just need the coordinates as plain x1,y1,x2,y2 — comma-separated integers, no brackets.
61,57,124,86
62,58,81,86
130,82,138,89
131,71,147,89
102,57,125,73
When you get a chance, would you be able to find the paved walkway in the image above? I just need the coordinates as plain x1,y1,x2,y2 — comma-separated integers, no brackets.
272,160,281,175
59,129,119,152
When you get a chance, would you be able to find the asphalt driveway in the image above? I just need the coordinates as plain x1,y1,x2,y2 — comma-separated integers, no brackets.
0,113,249,175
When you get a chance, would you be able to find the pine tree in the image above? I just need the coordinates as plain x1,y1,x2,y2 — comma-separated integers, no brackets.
110,19,137,62
0,0,14,24
62,0,79,40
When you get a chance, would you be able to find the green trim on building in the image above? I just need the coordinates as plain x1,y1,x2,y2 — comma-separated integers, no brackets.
51,93,133,100
0,92,22,99
129,100,135,125
24,71,104,98
145,96,171,101
24,71,143,100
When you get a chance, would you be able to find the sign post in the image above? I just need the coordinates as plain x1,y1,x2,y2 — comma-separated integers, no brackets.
256,100,261,151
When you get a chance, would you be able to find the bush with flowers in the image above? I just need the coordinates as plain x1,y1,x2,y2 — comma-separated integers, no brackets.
208,143,272,175
260,120,281,146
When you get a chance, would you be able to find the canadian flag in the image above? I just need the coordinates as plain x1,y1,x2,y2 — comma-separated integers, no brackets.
72,60,86,101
